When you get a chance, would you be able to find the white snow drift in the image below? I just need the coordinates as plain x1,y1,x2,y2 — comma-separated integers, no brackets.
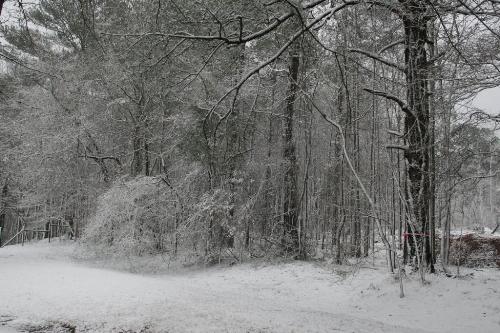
0,240,499,332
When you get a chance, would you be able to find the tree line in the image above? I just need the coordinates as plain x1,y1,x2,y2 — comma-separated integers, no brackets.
1,0,499,274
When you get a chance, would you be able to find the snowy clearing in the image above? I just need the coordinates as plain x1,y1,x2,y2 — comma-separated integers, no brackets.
0,241,499,333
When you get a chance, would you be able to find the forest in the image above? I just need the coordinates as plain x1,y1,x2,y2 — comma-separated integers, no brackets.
1,1,500,331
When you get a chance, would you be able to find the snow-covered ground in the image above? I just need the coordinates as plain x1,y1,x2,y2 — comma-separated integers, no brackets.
0,241,499,332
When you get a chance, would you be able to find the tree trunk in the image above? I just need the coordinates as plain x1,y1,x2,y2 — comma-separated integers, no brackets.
0,0,5,17
131,125,144,177
402,2,435,270
282,41,302,259
0,182,7,247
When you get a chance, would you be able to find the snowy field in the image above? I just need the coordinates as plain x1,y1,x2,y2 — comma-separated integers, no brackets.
0,241,499,333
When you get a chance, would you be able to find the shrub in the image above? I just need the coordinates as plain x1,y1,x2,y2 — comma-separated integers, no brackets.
81,176,178,257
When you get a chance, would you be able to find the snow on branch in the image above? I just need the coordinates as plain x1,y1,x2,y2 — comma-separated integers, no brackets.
363,88,415,117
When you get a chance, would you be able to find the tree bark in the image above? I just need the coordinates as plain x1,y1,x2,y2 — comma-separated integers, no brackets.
282,41,302,259
401,1,435,270
0,0,5,18
131,125,144,177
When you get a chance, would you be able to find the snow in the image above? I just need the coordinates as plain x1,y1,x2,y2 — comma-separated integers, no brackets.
436,228,500,237
1,241,499,332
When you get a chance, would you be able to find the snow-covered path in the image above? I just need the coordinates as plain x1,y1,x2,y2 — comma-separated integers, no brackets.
0,242,499,332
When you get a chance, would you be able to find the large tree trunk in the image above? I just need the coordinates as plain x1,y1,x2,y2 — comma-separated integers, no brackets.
282,42,303,259
263,68,279,237
402,1,435,270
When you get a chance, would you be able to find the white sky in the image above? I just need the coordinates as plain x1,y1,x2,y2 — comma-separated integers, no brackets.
471,87,500,116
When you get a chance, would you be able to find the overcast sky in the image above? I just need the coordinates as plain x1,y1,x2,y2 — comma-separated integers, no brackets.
472,87,500,116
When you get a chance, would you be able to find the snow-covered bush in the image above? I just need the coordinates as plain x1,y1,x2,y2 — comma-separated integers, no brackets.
185,188,235,263
80,165,249,264
80,157,275,266
81,176,179,257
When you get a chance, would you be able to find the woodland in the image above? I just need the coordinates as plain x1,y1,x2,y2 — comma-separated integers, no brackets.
1,0,500,279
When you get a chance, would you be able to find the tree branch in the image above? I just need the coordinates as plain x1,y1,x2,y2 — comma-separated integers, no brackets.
349,48,406,72
363,88,414,117
79,154,122,166
203,1,361,122
386,144,409,151
378,39,405,54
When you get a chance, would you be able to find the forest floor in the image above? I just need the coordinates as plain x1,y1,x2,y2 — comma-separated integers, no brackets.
0,240,499,333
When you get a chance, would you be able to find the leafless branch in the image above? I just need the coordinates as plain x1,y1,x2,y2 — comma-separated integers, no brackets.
349,48,406,72
363,88,414,117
